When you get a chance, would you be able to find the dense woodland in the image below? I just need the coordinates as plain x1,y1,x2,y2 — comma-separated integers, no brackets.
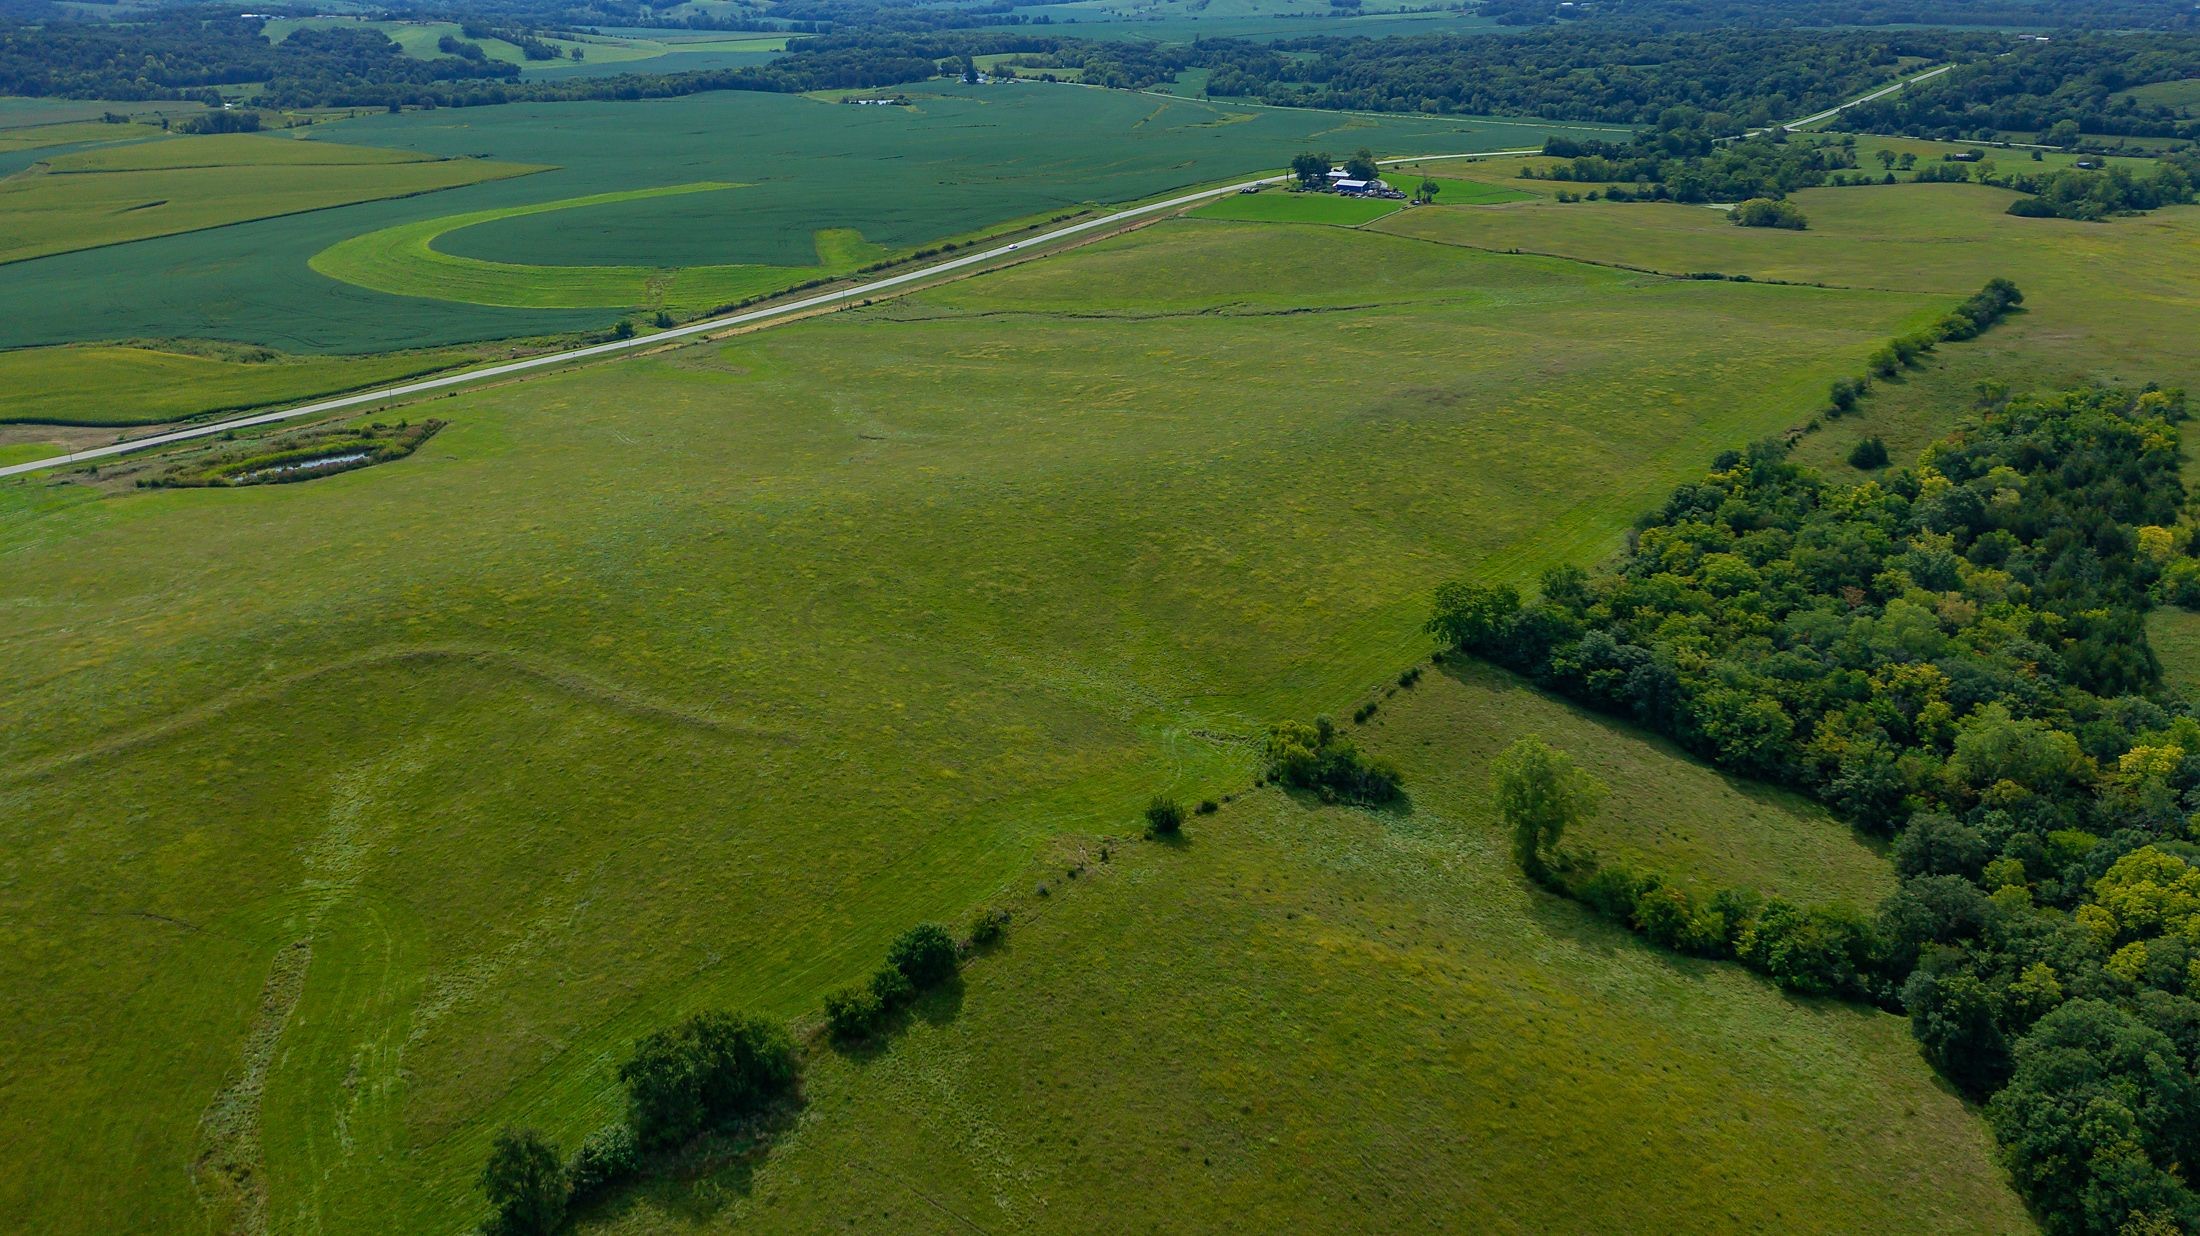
1844,35,2200,143
1436,385,2200,1233
1192,27,1973,125
1482,0,2200,30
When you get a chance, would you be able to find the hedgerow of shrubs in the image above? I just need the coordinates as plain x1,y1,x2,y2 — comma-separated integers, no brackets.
1447,384,2200,1234
1263,716,1404,804
1820,279,2022,418
479,1008,796,1231
619,1011,798,1150
824,921,974,1043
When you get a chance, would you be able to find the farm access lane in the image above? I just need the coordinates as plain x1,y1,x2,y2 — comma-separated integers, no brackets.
0,57,1962,481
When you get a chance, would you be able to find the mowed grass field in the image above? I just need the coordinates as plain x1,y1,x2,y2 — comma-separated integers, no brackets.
0,221,1948,1232
0,342,499,427
1189,188,1403,225
648,665,2022,1235
0,131,543,264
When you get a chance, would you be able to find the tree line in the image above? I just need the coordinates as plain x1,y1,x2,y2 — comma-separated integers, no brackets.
1438,379,2200,1234
475,912,1006,1233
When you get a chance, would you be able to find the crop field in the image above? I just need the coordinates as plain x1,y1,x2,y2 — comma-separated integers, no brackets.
0,219,1945,1232
311,182,885,311
0,131,543,265
0,342,498,427
1188,188,1403,225
0,85,1609,358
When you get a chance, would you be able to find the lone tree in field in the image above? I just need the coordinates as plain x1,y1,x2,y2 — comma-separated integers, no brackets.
1416,175,1441,203
1291,151,1330,188
1492,737,1603,884
479,1128,566,1236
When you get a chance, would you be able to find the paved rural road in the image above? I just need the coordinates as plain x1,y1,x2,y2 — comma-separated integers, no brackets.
0,62,1958,480
1766,63,1956,133
0,150,1537,480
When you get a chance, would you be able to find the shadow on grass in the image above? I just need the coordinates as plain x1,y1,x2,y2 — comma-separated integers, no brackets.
1427,653,1888,859
824,973,968,1064
573,1097,803,1229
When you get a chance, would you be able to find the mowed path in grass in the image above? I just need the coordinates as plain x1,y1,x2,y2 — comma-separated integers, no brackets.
0,222,1954,1231
310,181,886,311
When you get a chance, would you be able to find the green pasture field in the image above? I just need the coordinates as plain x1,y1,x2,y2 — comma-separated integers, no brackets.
1006,0,1501,42
0,342,497,427
310,181,886,312
1415,172,1540,204
0,120,164,153
0,220,1945,1232
0,85,1604,356
0,131,543,265
1835,132,2159,175
671,665,2023,1234
264,16,788,78
2150,609,2200,700
0,95,205,129
1364,180,2200,471
2111,78,2200,115
1188,188,1402,225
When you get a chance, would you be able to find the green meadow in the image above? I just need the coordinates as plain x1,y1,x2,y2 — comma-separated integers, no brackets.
1188,188,1403,225
0,342,499,427
1366,178,2200,472
0,219,1949,1231
653,664,2022,1234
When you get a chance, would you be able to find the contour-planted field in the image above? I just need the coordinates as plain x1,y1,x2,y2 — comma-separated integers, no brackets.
0,85,1612,355
0,220,1942,1232
0,131,544,265
310,182,885,311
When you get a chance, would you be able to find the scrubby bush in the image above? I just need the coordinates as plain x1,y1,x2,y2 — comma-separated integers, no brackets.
564,1122,640,1207
1264,718,1404,805
1195,799,1218,815
618,1012,796,1149
1729,197,1808,229
885,923,959,988
869,964,914,1009
967,907,1011,948
1145,796,1185,835
480,1128,566,1236
1847,436,1889,469
824,984,884,1042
